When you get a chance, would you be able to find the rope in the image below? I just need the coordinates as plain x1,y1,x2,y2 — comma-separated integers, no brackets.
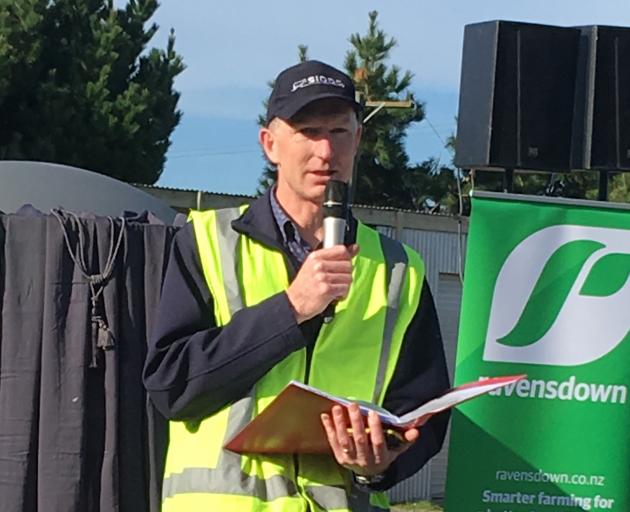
52,209,126,367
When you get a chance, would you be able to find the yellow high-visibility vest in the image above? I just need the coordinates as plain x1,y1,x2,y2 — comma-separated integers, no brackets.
162,206,425,511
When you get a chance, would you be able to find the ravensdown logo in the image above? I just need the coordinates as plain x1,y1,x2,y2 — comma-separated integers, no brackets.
483,225,630,366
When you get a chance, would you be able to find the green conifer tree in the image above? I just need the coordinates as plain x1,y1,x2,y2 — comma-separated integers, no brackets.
0,0,184,184
345,11,425,207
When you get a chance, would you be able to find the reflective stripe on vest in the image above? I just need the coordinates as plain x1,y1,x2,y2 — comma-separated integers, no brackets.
215,207,244,314
372,233,408,404
163,207,424,511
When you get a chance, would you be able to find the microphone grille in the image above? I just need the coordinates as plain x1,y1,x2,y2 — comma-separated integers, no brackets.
324,180,349,207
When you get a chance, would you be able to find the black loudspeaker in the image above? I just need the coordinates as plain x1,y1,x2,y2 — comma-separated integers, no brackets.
455,21,580,171
572,26,630,171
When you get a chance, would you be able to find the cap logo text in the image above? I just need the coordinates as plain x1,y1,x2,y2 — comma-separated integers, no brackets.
291,75,345,92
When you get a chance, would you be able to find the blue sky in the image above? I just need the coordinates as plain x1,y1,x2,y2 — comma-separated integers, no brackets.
145,1,630,196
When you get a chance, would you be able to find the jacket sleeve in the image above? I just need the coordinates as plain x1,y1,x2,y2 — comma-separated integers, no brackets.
371,279,451,491
143,223,313,421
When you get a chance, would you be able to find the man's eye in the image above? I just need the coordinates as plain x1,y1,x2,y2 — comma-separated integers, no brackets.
299,127,318,137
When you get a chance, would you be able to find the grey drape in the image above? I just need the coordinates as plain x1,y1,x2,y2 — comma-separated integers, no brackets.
0,209,175,512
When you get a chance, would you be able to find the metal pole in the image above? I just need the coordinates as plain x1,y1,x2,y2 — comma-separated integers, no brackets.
503,168,514,193
349,96,415,204
598,170,609,201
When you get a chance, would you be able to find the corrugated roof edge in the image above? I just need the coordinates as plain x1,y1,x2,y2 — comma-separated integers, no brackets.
133,184,469,234
134,183,255,199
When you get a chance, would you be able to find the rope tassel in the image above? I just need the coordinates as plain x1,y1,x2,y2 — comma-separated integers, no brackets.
52,209,126,368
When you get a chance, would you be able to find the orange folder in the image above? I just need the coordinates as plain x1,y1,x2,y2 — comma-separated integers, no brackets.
224,375,526,455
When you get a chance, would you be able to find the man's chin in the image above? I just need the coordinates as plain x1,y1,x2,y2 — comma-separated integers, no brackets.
310,185,328,202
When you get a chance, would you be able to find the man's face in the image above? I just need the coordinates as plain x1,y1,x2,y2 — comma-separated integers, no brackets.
260,101,362,204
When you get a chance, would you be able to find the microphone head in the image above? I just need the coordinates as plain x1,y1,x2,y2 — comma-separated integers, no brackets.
323,180,349,219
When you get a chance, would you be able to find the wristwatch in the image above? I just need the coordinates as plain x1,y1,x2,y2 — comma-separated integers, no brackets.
352,472,386,486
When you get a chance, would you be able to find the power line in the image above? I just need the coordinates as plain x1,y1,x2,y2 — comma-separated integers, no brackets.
422,115,450,149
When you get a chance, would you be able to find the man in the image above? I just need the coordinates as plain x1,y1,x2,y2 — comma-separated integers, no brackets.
144,60,450,511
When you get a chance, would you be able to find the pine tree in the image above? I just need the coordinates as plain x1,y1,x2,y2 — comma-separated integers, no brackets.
0,0,184,184
345,11,425,207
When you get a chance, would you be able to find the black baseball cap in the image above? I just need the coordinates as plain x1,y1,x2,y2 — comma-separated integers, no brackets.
265,60,362,125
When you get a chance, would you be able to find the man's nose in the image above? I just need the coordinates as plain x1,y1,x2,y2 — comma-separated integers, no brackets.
313,135,333,160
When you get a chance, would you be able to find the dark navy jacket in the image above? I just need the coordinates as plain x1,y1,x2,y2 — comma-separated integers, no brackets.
143,190,451,490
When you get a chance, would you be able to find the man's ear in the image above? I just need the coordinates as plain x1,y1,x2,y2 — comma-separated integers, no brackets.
259,127,278,165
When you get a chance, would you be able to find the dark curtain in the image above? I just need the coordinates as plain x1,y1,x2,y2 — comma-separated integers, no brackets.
0,209,176,512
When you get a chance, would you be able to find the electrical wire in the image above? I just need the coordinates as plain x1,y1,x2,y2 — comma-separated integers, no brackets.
423,116,450,149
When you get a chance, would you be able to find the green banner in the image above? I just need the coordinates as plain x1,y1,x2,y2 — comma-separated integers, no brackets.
445,193,630,512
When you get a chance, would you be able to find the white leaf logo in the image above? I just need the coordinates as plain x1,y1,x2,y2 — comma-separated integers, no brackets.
483,225,630,366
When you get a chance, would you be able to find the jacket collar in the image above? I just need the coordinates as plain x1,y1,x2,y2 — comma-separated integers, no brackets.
232,187,358,250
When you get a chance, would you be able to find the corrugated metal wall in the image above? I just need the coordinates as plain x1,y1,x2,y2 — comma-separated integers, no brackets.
388,463,432,504
399,227,466,293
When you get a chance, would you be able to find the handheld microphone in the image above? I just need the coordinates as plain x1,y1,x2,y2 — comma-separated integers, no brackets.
322,180,349,323
323,179,349,249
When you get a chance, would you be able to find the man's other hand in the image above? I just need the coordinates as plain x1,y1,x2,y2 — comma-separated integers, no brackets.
320,403,419,477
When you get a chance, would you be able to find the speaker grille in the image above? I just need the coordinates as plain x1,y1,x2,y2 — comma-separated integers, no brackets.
456,21,580,171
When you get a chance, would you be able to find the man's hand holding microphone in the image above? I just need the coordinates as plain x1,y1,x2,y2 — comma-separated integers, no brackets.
286,179,357,324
